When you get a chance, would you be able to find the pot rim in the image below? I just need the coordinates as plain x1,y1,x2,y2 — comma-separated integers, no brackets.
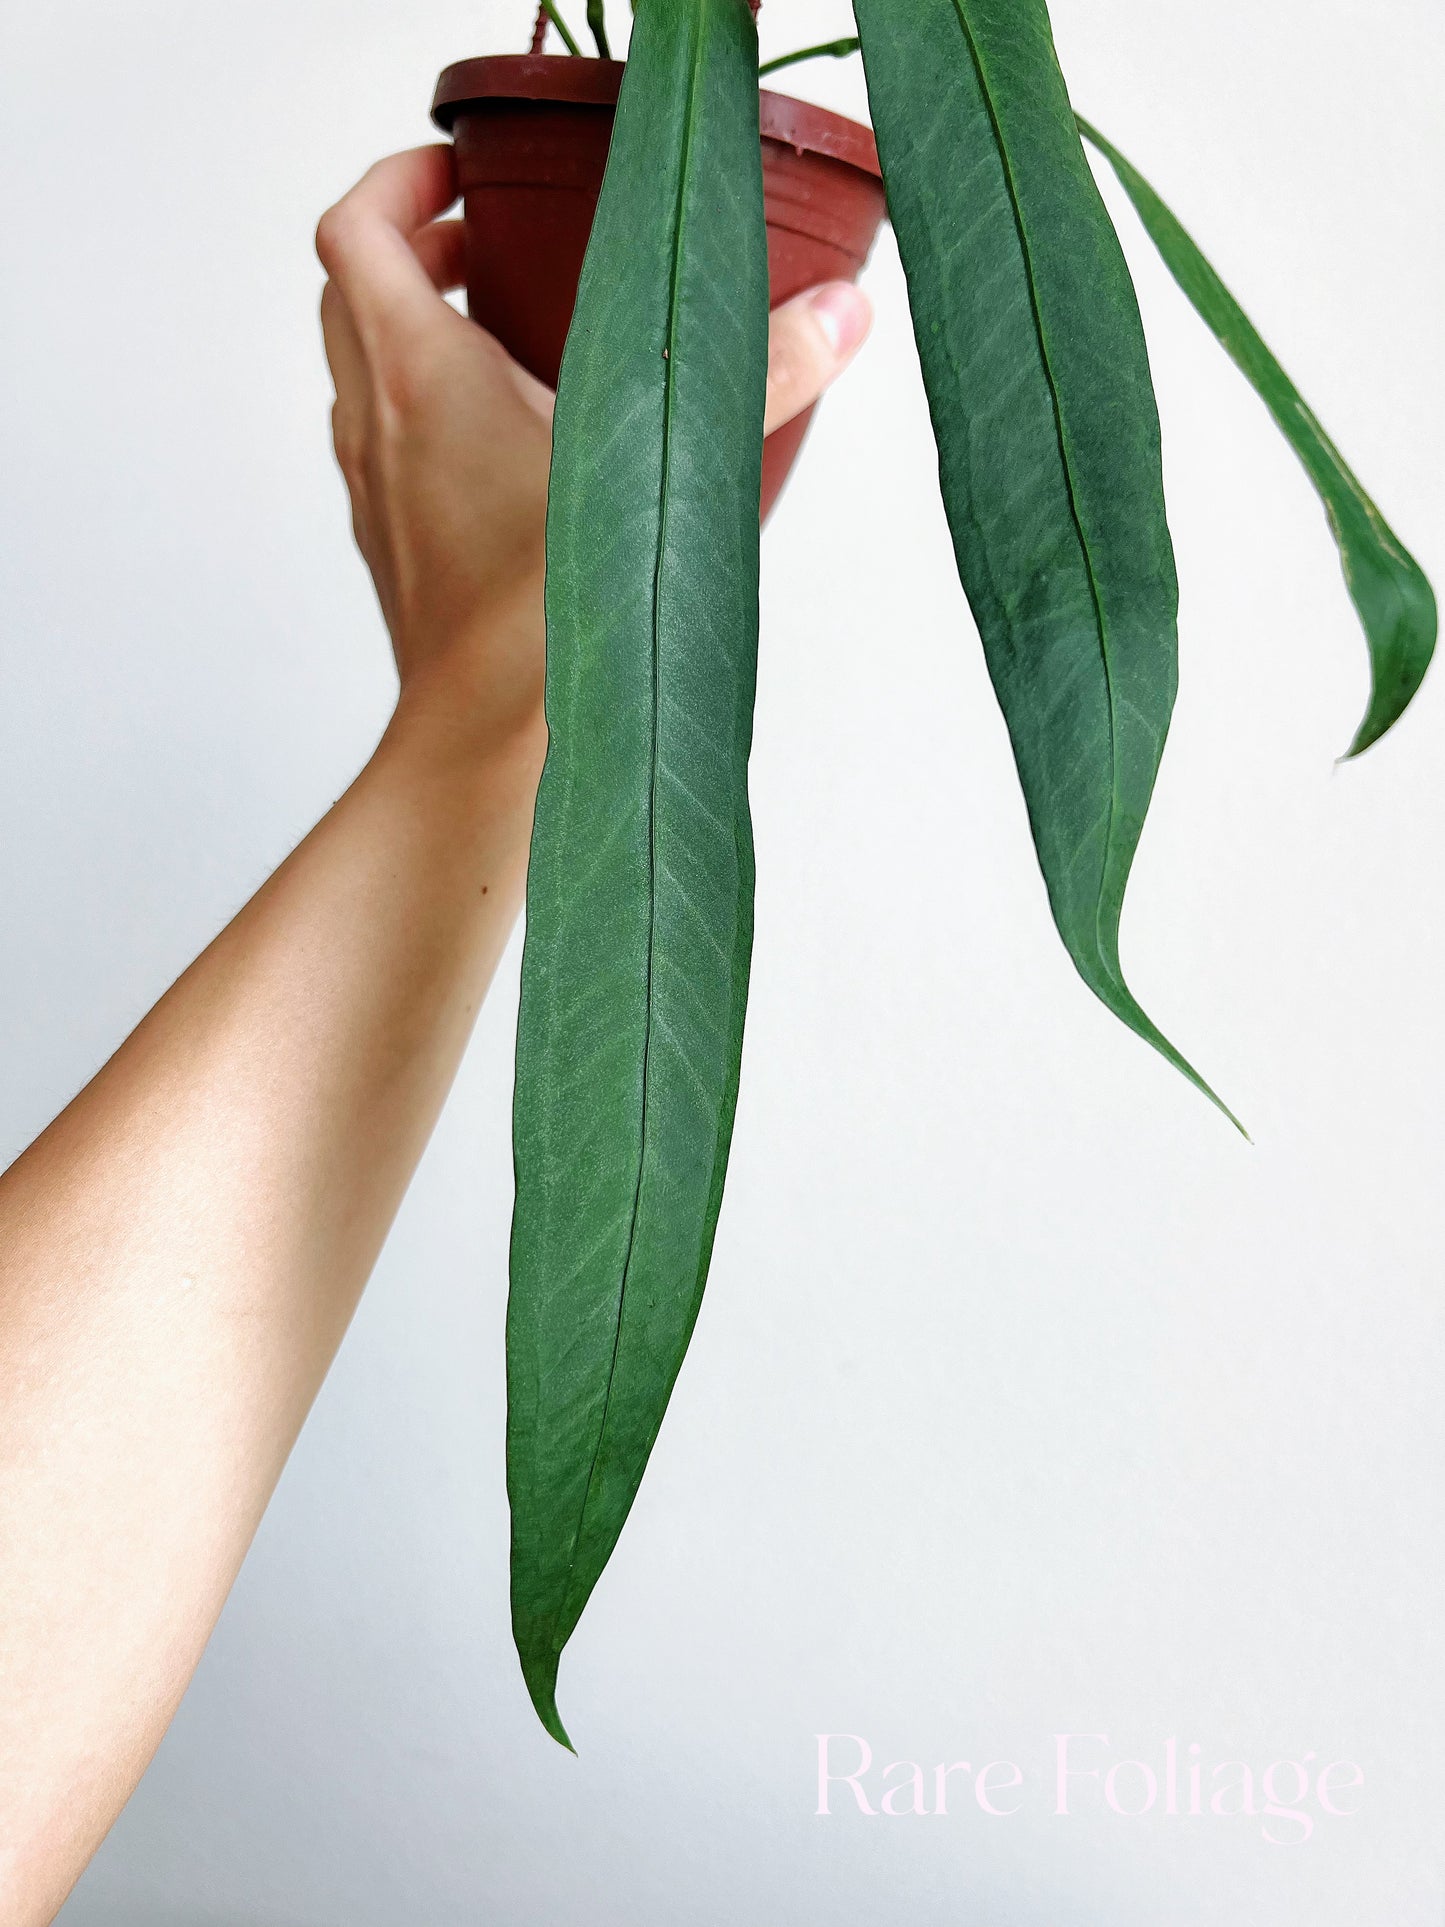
431,53,880,179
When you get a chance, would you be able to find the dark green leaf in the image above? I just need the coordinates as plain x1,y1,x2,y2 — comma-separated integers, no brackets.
509,0,769,1749
1077,115,1437,757
855,0,1238,1125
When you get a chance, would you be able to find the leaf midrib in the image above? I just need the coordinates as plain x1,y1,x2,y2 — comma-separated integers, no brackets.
552,0,713,1646
950,0,1125,988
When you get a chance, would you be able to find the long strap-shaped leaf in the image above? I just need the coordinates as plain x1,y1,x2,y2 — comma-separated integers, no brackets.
1077,115,1437,757
854,0,1237,1126
509,0,768,1749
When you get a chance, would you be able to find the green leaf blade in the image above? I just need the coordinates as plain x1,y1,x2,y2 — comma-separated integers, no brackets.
509,0,769,1748
855,0,1237,1124
1077,114,1436,758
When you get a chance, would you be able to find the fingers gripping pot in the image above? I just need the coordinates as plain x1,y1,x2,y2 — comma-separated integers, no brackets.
431,54,887,518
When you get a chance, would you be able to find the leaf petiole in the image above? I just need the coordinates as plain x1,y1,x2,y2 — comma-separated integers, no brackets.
538,0,584,56
586,0,612,57
759,36,861,77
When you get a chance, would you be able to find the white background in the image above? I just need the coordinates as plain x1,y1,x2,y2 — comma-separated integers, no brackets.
2,0,1441,1919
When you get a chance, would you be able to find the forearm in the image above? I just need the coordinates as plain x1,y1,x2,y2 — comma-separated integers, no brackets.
0,121,869,1922
0,694,543,1922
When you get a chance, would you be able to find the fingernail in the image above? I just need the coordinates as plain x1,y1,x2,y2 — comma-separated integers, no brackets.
807,282,870,358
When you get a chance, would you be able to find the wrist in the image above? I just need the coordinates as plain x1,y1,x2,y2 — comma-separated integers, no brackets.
378,677,547,804
385,565,548,772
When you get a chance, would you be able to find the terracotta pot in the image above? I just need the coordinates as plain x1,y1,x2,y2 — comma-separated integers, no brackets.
431,55,886,518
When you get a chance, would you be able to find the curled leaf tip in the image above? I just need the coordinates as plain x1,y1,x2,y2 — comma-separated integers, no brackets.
522,1654,576,1752
1077,112,1438,762
1340,562,1437,760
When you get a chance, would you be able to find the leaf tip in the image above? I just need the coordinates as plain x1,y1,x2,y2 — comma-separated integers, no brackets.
1341,544,1437,761
1339,699,1399,763
1089,972,1249,1139
521,1649,577,1753
1339,707,1401,763
1193,1068,1251,1143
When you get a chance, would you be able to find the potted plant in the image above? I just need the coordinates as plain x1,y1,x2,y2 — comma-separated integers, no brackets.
429,0,1435,1748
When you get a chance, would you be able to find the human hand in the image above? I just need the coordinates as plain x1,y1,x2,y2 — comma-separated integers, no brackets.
317,145,872,759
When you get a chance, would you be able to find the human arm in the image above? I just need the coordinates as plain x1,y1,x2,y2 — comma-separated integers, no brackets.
0,144,870,1924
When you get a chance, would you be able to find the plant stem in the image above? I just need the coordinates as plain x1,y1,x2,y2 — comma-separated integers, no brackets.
586,0,612,58
759,35,860,77
537,0,583,56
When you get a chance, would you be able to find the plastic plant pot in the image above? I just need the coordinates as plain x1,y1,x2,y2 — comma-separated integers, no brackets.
431,54,887,517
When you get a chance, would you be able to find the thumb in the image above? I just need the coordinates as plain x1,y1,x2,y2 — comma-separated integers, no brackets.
763,282,873,436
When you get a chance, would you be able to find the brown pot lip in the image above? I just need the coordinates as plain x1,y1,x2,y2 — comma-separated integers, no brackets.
431,53,880,178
